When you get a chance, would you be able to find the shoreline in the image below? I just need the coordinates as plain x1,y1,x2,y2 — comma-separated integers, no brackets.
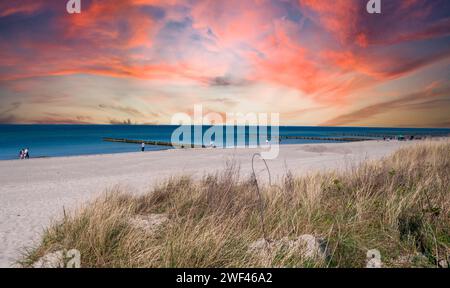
0,139,347,162
0,140,432,267
0,139,425,162
0,142,322,162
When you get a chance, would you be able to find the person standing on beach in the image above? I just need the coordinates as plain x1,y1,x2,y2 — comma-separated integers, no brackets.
19,149,24,159
24,148,29,159
141,142,145,152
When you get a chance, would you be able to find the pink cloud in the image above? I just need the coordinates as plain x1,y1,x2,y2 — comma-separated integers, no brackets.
0,0,46,17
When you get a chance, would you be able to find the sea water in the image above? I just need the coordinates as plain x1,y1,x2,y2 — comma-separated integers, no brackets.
0,125,448,160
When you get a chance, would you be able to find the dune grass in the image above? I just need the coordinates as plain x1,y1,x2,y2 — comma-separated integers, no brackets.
20,140,449,268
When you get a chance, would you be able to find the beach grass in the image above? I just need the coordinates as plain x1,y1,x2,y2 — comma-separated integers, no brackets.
20,140,449,268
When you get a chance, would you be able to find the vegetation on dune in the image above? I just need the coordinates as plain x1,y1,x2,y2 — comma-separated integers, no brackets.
21,141,450,268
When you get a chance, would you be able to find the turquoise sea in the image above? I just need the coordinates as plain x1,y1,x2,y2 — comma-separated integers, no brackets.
0,125,449,160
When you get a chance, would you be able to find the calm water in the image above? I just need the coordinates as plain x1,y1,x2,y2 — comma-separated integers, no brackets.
0,125,449,160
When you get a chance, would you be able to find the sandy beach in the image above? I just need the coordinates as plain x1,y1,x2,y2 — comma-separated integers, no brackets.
0,141,414,267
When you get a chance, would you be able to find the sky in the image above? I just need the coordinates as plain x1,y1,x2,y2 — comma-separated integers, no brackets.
0,0,449,127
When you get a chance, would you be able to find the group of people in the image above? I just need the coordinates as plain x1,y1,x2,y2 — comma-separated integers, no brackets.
19,148,30,159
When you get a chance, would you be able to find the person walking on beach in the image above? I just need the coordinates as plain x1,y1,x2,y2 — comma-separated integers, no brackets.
24,148,29,159
19,149,24,160
141,142,145,152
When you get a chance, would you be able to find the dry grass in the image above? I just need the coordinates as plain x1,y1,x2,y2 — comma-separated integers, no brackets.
21,140,450,268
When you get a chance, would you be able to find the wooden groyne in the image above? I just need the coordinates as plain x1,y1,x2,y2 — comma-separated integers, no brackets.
103,135,373,148
328,133,448,139
279,136,372,142
103,138,206,148
281,133,449,141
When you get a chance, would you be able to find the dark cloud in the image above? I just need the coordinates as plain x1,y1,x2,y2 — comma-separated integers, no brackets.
1,101,21,114
0,114,19,123
382,50,450,80
32,117,92,124
208,76,249,87
98,104,145,117
76,115,93,121
109,118,135,125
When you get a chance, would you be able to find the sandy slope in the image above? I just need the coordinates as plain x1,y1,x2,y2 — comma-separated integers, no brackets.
0,141,413,267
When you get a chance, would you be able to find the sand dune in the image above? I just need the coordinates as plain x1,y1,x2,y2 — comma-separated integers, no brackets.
0,141,413,267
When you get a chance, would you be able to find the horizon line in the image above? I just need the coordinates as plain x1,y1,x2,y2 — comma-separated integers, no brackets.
0,123,449,130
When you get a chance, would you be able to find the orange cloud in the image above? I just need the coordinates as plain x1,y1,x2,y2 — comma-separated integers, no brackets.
63,0,158,49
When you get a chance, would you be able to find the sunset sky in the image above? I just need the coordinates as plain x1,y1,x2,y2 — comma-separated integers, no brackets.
0,0,449,127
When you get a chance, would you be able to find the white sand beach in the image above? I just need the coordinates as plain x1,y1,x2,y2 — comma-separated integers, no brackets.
0,141,414,267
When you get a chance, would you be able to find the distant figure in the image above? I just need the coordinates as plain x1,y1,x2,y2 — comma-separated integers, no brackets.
19,149,24,160
141,142,145,152
24,148,29,159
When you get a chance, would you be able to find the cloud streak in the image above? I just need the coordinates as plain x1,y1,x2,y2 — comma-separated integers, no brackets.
322,82,450,127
